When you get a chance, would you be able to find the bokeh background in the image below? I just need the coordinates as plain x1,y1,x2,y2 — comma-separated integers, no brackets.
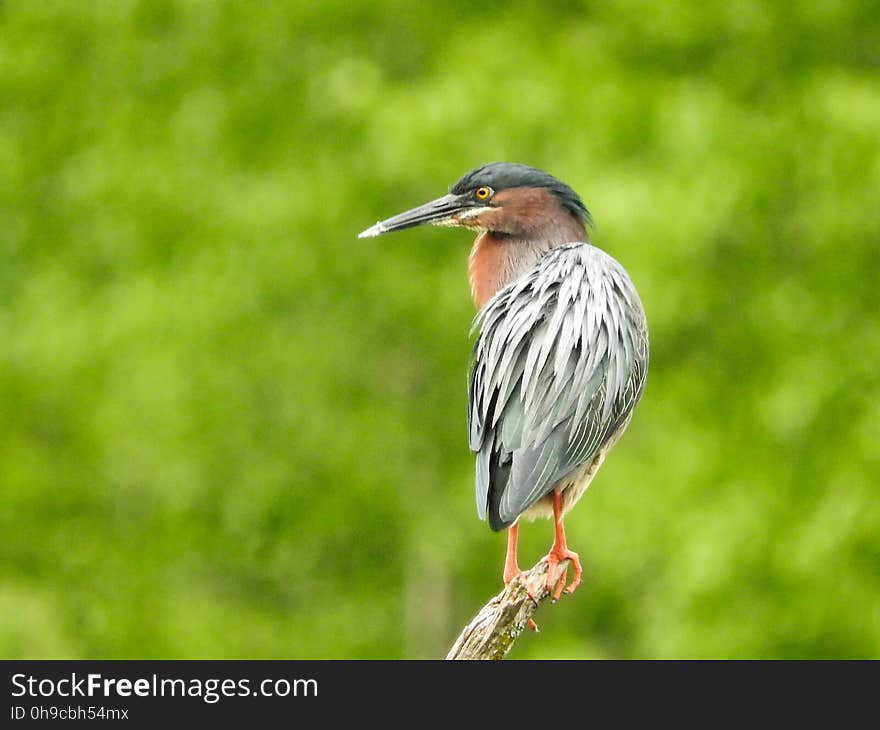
2,0,879,659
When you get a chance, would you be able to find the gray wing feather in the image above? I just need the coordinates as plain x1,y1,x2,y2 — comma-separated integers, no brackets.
468,243,649,530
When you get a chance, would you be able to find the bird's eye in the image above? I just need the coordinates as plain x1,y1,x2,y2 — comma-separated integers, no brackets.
474,186,493,201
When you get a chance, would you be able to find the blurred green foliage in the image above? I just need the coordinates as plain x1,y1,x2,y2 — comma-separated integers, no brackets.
1,0,879,659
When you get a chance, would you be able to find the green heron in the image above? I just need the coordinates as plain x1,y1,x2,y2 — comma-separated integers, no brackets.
359,163,648,599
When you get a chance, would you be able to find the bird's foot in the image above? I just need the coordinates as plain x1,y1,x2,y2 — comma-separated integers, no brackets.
504,566,539,603
504,566,540,632
545,548,583,602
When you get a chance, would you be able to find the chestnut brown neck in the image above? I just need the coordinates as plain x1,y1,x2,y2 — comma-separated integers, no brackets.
467,187,588,308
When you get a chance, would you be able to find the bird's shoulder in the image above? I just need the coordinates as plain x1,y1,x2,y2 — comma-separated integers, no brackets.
473,242,646,356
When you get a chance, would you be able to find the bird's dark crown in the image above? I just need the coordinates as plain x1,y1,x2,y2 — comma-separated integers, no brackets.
450,162,592,226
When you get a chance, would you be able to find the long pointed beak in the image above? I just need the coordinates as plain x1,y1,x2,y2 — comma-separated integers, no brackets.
358,193,473,238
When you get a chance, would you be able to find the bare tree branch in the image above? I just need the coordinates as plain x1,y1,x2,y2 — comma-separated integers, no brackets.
445,557,572,660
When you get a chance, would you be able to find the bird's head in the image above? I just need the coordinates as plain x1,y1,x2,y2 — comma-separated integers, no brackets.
358,162,592,241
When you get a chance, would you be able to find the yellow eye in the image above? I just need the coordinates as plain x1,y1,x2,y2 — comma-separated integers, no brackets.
474,186,492,201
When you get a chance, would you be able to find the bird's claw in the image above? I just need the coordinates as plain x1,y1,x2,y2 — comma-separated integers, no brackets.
546,549,583,601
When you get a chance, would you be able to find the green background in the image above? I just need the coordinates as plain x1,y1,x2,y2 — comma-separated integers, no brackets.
2,0,879,659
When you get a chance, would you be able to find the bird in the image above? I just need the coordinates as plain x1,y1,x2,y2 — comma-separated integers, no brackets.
359,162,648,600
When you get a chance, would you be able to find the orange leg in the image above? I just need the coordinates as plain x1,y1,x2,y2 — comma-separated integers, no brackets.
503,522,523,585
545,491,583,600
503,522,538,601
503,523,539,631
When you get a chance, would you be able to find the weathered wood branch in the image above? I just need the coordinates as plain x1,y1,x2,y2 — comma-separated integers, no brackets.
445,557,571,660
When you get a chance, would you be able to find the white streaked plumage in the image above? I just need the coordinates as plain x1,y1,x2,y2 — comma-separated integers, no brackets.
468,242,649,531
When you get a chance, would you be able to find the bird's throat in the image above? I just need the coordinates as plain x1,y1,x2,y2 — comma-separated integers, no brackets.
469,233,511,309
468,232,574,309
